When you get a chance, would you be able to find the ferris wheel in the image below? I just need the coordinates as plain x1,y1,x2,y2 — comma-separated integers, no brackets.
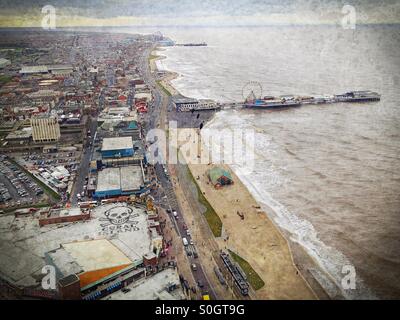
241,81,263,102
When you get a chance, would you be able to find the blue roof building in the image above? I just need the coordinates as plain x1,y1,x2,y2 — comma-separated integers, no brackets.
101,137,134,159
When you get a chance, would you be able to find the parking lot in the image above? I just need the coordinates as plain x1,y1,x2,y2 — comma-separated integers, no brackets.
14,150,83,203
0,155,45,208
18,151,80,170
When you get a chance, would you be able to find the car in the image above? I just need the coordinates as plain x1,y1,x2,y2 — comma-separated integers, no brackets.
191,264,197,271
190,240,194,245
197,280,204,288
186,230,191,236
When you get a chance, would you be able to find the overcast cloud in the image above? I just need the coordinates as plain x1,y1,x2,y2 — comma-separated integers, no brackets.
0,0,398,26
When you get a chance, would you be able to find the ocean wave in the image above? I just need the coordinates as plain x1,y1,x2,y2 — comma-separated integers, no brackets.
203,112,377,299
234,155,377,300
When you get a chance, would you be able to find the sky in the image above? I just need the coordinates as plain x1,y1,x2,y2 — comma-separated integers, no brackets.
0,0,399,27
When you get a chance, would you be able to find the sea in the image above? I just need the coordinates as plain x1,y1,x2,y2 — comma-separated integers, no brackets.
86,24,400,299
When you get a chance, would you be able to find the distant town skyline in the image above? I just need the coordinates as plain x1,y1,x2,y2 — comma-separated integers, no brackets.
0,0,399,27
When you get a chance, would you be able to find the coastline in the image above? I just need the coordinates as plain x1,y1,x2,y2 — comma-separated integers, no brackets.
187,161,317,299
149,48,180,96
227,165,333,299
152,50,322,299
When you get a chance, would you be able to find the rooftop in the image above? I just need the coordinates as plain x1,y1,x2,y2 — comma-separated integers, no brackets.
102,268,184,300
128,121,138,130
208,167,233,185
20,65,48,74
102,136,133,151
58,274,80,287
173,97,198,104
5,128,32,140
96,166,143,193
0,203,152,287
41,207,87,219
0,58,11,67
96,167,121,192
120,166,143,192
62,239,132,272
19,65,73,74
47,64,73,71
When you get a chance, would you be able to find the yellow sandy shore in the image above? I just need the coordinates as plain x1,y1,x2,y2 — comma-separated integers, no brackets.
188,162,316,299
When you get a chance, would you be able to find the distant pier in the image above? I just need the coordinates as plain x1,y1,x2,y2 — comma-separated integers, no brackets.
175,42,207,47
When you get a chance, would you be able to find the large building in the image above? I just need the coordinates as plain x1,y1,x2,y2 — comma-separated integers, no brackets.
0,202,163,297
94,165,144,198
60,239,133,289
39,207,90,227
19,65,48,74
101,136,134,158
41,204,164,298
31,116,61,142
19,64,73,75
173,97,219,112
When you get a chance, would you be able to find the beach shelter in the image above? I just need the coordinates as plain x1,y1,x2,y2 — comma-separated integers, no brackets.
208,167,234,189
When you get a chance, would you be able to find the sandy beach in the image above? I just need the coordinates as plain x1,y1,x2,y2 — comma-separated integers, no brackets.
191,163,317,299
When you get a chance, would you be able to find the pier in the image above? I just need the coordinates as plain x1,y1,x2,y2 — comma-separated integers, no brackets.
168,90,381,123
175,42,207,47
218,90,381,110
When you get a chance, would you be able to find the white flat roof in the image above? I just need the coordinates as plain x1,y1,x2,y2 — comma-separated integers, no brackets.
62,239,132,272
96,168,121,192
20,65,48,73
47,64,73,70
120,166,143,191
96,166,143,193
102,136,133,151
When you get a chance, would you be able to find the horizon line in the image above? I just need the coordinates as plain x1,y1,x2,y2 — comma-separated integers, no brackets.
0,22,399,30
